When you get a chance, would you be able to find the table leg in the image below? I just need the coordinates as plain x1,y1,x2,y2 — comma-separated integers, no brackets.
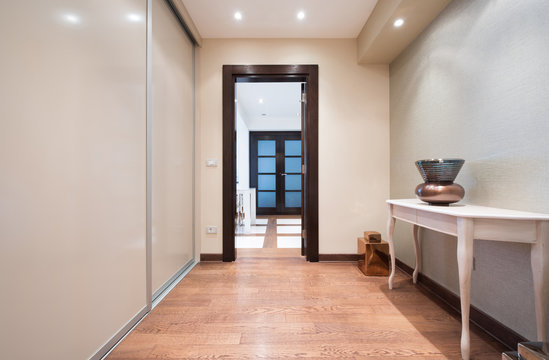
412,224,420,284
457,217,474,360
531,221,549,342
387,204,396,290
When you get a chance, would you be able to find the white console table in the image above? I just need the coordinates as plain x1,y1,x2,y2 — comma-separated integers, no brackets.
386,199,549,360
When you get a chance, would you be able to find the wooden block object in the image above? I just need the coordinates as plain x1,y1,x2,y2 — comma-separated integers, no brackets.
357,237,389,276
364,231,381,243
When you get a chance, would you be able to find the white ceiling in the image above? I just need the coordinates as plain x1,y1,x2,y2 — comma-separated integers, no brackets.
236,82,302,131
181,0,378,38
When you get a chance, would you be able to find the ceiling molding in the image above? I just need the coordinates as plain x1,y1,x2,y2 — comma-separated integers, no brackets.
357,0,451,64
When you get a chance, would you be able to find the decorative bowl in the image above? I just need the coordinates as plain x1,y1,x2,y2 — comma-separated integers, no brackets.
415,159,465,205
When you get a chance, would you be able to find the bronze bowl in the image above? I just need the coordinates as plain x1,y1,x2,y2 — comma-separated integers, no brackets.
415,159,465,206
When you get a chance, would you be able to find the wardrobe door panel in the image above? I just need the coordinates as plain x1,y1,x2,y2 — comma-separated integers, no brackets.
151,0,195,296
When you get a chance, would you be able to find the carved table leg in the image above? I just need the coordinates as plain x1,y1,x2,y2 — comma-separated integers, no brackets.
457,217,474,360
531,221,549,342
412,224,420,284
387,204,396,290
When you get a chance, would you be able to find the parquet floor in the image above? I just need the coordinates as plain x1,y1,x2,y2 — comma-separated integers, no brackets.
107,248,506,359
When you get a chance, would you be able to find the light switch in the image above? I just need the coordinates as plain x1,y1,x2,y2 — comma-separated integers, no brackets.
206,226,217,234
206,159,218,167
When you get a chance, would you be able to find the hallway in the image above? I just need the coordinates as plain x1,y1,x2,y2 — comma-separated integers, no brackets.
236,215,302,249
107,251,505,359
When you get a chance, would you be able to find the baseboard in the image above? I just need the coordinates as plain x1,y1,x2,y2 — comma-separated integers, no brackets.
395,258,526,351
203,253,360,262
318,254,360,261
200,253,223,261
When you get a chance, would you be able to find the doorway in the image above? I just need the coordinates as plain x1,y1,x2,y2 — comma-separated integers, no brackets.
222,65,318,262
250,131,302,216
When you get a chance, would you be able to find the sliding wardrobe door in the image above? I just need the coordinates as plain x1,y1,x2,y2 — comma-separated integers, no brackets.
151,0,194,296
0,1,147,358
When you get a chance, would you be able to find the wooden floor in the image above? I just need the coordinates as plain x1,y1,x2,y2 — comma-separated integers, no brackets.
236,215,301,248
107,248,506,359
262,215,298,248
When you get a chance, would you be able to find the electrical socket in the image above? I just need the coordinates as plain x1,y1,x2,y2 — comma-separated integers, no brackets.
206,226,217,234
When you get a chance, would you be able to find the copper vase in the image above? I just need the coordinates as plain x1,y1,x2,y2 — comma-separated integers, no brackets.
415,159,465,206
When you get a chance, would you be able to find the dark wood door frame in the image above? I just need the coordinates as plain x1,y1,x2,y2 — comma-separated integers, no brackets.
222,64,319,262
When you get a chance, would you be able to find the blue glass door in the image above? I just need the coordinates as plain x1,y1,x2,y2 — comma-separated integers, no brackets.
256,140,276,209
250,132,301,215
283,140,302,210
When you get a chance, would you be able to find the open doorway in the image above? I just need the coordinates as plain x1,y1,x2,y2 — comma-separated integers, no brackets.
235,81,302,253
222,65,318,262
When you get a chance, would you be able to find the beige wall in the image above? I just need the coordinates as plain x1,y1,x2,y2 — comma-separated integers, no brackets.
0,1,147,359
390,0,549,339
197,39,390,254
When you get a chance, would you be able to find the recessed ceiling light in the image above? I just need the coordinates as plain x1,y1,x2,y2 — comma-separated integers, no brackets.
261,113,267,116
234,11,242,21
258,98,264,104
393,18,404,27
297,11,305,20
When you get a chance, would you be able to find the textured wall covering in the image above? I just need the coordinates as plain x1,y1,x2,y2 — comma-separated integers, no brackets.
390,0,549,339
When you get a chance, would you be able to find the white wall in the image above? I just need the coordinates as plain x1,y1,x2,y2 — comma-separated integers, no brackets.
236,106,250,190
246,116,301,131
151,0,195,295
197,39,390,255
390,0,549,339
0,1,146,359
236,82,302,131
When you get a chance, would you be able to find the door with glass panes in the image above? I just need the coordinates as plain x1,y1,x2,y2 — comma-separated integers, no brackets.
250,132,302,215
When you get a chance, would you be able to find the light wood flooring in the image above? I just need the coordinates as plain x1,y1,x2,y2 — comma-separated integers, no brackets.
236,215,301,249
107,248,506,359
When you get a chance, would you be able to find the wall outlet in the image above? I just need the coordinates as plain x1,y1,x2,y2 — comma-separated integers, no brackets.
206,226,217,234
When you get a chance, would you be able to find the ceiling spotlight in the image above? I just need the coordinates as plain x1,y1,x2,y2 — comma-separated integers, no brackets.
234,11,242,21
258,98,264,104
297,11,305,20
393,18,404,27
